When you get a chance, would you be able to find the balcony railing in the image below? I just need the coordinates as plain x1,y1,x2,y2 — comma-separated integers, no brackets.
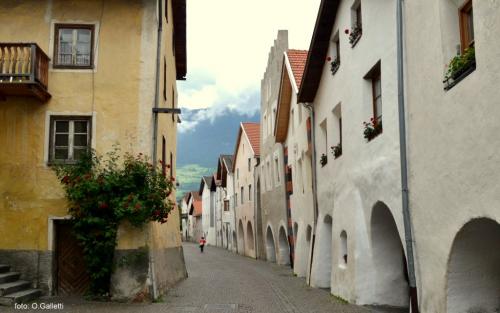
0,43,51,102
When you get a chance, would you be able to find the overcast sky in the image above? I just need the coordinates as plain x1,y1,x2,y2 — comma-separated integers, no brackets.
178,0,321,132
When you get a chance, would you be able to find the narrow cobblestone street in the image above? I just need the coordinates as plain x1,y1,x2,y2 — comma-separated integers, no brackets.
4,243,405,313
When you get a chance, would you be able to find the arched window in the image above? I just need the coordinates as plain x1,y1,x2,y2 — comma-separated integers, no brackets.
340,230,348,266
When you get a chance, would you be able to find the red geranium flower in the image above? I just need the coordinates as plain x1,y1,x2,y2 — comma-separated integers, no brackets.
345,29,349,34
326,56,332,62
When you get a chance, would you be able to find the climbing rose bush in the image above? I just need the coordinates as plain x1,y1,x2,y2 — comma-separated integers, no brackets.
54,149,175,297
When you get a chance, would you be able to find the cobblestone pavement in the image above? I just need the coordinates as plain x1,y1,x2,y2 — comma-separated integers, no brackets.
3,243,406,313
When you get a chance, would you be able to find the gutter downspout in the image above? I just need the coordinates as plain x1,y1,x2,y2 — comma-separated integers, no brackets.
149,0,163,301
396,1,419,312
304,103,318,286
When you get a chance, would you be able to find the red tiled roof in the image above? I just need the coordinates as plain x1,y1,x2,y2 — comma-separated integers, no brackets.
241,122,260,157
191,191,202,217
192,199,202,217
286,49,308,89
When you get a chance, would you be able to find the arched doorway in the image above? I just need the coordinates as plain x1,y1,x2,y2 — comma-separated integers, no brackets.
232,230,237,252
311,215,332,288
446,218,500,313
246,221,255,254
266,226,276,262
237,220,245,255
370,201,409,308
278,226,290,265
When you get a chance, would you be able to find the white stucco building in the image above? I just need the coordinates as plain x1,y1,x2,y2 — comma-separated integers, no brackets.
258,30,291,265
298,0,411,308
405,0,500,312
233,122,260,258
274,49,314,278
200,176,215,245
216,154,237,251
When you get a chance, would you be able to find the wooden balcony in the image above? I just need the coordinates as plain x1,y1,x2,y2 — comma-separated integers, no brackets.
0,43,51,102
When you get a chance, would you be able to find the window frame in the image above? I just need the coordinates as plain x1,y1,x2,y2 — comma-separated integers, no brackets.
48,116,92,164
53,23,95,69
459,0,474,53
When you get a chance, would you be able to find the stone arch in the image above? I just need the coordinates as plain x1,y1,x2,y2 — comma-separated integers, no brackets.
311,215,333,288
265,225,276,262
237,219,245,255
246,221,255,252
232,230,237,252
278,226,290,265
370,201,409,308
446,218,500,313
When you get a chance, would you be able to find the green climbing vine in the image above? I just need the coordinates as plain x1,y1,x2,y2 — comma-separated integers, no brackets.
54,149,175,297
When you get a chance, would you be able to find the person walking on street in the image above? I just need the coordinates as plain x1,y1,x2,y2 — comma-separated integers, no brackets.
199,236,206,253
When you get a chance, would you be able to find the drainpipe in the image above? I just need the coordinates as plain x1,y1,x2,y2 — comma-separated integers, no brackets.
396,0,419,312
304,102,318,286
149,0,163,301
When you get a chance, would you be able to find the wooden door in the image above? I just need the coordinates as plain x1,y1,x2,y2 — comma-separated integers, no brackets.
56,222,90,295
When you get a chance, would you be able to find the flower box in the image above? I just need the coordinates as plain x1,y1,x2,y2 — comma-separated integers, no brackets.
444,47,476,91
331,143,342,159
330,58,340,75
363,118,382,142
348,26,362,47
320,153,328,167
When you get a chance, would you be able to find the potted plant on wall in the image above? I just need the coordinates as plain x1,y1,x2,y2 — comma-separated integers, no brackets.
331,143,342,159
363,117,382,141
320,153,328,167
329,56,340,75
346,27,362,47
444,47,476,89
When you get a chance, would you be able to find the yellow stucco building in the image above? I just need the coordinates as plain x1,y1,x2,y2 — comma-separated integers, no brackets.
0,0,187,302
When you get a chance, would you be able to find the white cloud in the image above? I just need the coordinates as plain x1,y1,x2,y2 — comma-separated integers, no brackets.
178,0,321,131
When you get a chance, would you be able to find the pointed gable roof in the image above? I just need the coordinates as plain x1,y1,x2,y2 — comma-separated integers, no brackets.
286,49,308,91
241,122,260,156
275,50,309,142
298,0,340,102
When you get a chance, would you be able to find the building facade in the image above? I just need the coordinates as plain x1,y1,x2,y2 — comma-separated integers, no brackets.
298,0,409,308
216,154,236,251
0,0,187,302
258,31,290,265
405,0,500,312
200,176,215,245
233,123,260,258
274,49,314,278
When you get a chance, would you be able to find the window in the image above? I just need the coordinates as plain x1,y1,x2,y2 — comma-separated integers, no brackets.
320,119,328,163
354,3,362,29
224,200,229,211
235,193,238,207
237,168,239,180
248,185,252,201
49,116,91,163
274,157,280,184
332,104,342,158
240,187,244,204
162,136,166,176
170,152,173,178
459,0,474,52
340,231,348,266
349,1,362,47
365,61,382,126
54,24,94,68
248,158,251,172
171,87,175,122
291,109,295,135
372,70,382,124
163,58,167,101
165,0,169,23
